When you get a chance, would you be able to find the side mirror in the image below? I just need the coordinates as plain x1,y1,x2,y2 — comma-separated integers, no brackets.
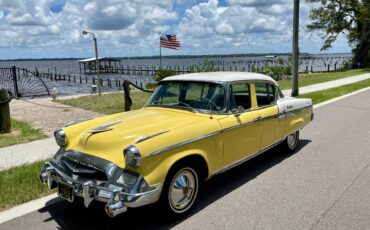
231,105,245,117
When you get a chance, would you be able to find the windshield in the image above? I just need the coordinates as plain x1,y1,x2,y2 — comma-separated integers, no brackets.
147,81,226,112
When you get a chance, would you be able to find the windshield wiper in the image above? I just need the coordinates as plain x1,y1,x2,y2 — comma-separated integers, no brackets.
176,101,198,113
147,101,198,113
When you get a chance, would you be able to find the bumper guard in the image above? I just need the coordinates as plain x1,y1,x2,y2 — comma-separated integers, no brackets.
39,161,161,217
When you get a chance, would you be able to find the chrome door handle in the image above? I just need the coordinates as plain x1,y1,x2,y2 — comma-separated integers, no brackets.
287,106,293,109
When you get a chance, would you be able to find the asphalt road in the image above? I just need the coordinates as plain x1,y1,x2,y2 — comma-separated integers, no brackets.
1,89,370,230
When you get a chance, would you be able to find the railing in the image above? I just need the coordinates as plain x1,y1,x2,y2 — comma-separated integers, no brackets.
122,80,154,112
0,66,50,98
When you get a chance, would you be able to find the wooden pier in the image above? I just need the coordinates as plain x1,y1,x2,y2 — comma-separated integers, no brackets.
79,58,192,76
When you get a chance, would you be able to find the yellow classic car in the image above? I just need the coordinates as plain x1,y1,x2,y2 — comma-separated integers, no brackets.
40,72,313,217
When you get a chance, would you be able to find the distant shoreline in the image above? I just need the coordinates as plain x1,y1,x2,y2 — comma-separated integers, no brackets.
0,52,352,62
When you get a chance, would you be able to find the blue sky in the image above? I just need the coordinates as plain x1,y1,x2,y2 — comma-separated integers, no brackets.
0,0,351,59
50,0,67,13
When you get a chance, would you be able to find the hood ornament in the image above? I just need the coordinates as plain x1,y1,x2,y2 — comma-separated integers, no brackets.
89,121,122,134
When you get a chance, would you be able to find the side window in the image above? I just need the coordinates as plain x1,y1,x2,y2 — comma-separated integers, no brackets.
229,83,251,110
255,83,277,107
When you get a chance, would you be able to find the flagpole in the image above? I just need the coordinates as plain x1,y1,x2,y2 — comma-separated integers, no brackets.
159,33,162,69
160,45,162,69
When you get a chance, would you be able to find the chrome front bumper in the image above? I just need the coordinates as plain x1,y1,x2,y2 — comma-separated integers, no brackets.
39,161,161,217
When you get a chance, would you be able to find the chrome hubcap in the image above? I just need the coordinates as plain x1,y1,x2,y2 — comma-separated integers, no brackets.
169,168,198,213
287,132,298,149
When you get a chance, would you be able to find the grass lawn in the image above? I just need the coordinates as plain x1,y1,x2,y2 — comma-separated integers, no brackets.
57,69,370,115
0,120,47,148
0,160,54,211
297,78,370,104
57,91,151,115
278,68,370,90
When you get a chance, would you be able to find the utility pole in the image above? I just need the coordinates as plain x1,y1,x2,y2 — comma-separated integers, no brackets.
291,0,300,96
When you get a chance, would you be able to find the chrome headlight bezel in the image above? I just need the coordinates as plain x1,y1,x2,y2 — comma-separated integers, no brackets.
54,129,67,148
116,172,138,187
123,145,141,168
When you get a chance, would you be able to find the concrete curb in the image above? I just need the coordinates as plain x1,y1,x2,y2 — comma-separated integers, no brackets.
0,193,58,224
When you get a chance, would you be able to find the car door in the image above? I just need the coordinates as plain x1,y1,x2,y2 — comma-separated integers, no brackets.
255,82,284,150
218,82,261,168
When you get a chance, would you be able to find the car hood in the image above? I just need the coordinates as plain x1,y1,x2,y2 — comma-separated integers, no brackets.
66,107,206,167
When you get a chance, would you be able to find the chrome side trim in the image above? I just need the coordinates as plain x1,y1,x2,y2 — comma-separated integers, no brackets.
222,120,258,132
260,113,280,121
211,138,284,176
287,105,312,113
144,105,312,158
145,131,221,158
135,130,169,144
278,114,286,120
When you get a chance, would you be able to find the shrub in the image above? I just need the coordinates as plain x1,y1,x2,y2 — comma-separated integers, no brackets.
252,64,292,81
145,82,157,90
341,59,353,70
155,69,177,81
190,59,217,72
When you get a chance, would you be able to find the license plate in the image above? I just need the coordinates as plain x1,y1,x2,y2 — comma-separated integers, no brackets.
58,182,74,202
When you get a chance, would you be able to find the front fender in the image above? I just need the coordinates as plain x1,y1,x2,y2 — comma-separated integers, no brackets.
134,134,222,186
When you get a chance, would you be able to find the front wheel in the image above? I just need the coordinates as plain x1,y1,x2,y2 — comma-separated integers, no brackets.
160,166,200,217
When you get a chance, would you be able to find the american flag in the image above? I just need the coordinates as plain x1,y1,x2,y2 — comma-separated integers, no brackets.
160,34,181,50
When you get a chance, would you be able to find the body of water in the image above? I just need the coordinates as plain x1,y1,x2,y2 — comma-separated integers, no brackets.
0,53,352,96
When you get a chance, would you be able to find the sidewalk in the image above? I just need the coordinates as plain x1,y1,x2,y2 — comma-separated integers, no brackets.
282,73,370,96
1,73,370,171
0,138,56,171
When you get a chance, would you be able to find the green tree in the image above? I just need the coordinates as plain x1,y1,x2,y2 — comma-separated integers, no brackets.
306,0,370,68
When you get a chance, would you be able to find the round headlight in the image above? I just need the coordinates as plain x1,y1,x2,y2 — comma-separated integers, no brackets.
124,145,141,168
54,129,67,147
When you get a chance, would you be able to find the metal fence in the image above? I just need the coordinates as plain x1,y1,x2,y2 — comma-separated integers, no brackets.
0,66,50,98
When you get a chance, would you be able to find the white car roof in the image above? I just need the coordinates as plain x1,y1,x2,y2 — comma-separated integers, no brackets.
162,72,278,85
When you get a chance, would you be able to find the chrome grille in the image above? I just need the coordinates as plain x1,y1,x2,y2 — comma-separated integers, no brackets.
61,158,108,181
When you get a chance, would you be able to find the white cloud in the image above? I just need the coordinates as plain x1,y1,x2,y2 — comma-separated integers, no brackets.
102,6,118,16
0,0,351,59
228,0,286,7
176,0,290,53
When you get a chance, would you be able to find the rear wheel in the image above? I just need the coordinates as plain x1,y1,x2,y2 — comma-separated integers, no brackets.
160,165,200,217
281,130,299,154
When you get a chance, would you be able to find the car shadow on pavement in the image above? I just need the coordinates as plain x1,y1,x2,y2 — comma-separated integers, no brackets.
38,139,311,230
